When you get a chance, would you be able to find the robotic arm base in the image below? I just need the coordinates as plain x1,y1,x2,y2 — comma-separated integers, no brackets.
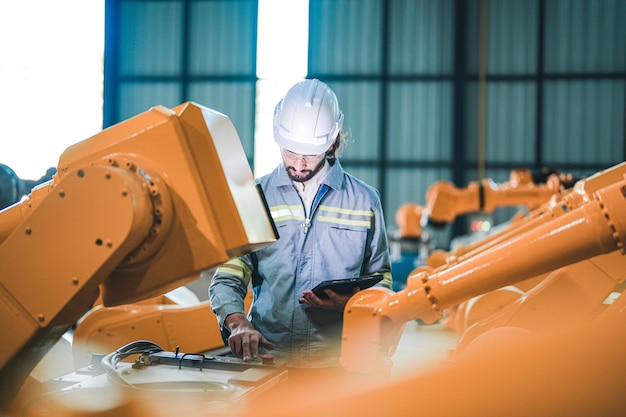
340,287,404,374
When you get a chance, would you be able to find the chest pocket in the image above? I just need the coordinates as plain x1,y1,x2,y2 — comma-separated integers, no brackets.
315,205,373,276
320,224,369,278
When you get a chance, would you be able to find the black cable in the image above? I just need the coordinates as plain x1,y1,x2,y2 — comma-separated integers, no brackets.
101,340,164,386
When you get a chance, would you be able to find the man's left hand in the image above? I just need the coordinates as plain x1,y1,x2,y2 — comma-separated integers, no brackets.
299,287,359,311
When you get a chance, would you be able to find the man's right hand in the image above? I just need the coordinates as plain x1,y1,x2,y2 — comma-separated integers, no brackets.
224,312,276,361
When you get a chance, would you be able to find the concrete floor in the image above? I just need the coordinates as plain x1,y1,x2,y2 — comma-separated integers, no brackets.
389,320,460,380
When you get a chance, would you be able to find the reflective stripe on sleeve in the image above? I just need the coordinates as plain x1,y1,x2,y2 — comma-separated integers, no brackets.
379,271,393,289
215,258,251,283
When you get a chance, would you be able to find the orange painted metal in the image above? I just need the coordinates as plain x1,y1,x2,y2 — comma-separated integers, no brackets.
0,103,277,411
342,162,626,373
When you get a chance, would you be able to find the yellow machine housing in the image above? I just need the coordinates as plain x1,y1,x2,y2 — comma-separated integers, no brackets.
0,102,278,411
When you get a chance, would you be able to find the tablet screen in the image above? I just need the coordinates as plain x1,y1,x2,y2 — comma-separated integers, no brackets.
310,274,384,298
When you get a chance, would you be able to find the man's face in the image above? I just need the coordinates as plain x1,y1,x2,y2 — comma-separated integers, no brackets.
281,148,326,183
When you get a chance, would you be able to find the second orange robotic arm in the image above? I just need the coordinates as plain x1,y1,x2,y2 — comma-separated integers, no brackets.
342,164,626,373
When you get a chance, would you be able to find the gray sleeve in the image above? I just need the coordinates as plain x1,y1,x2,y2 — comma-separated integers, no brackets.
206,254,253,325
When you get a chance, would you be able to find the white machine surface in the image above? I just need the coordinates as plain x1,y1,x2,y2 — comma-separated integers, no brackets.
22,341,287,416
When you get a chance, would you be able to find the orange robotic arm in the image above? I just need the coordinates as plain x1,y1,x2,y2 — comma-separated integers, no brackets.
433,162,626,267
394,169,566,240
0,102,277,408
341,163,626,373
426,169,565,226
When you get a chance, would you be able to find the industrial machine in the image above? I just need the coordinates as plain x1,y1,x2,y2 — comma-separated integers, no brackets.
395,168,572,240
391,168,570,291
0,102,282,416
433,164,625,334
70,283,254,370
342,160,626,371
341,161,626,373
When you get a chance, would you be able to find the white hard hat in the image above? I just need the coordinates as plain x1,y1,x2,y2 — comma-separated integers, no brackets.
273,79,344,155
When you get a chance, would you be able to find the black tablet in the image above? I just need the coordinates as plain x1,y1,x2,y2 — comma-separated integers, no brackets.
310,274,384,299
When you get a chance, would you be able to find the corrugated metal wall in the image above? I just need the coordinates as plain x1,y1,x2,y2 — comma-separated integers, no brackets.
308,0,625,248
104,0,258,165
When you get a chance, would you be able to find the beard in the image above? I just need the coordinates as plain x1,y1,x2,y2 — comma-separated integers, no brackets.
285,158,326,183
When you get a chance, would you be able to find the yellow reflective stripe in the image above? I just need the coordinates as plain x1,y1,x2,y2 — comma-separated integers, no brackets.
317,215,372,227
215,258,251,281
270,205,305,222
318,205,373,227
319,205,374,217
216,264,243,276
379,271,393,289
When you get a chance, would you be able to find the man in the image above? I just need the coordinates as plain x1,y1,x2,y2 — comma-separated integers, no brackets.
207,78,392,369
